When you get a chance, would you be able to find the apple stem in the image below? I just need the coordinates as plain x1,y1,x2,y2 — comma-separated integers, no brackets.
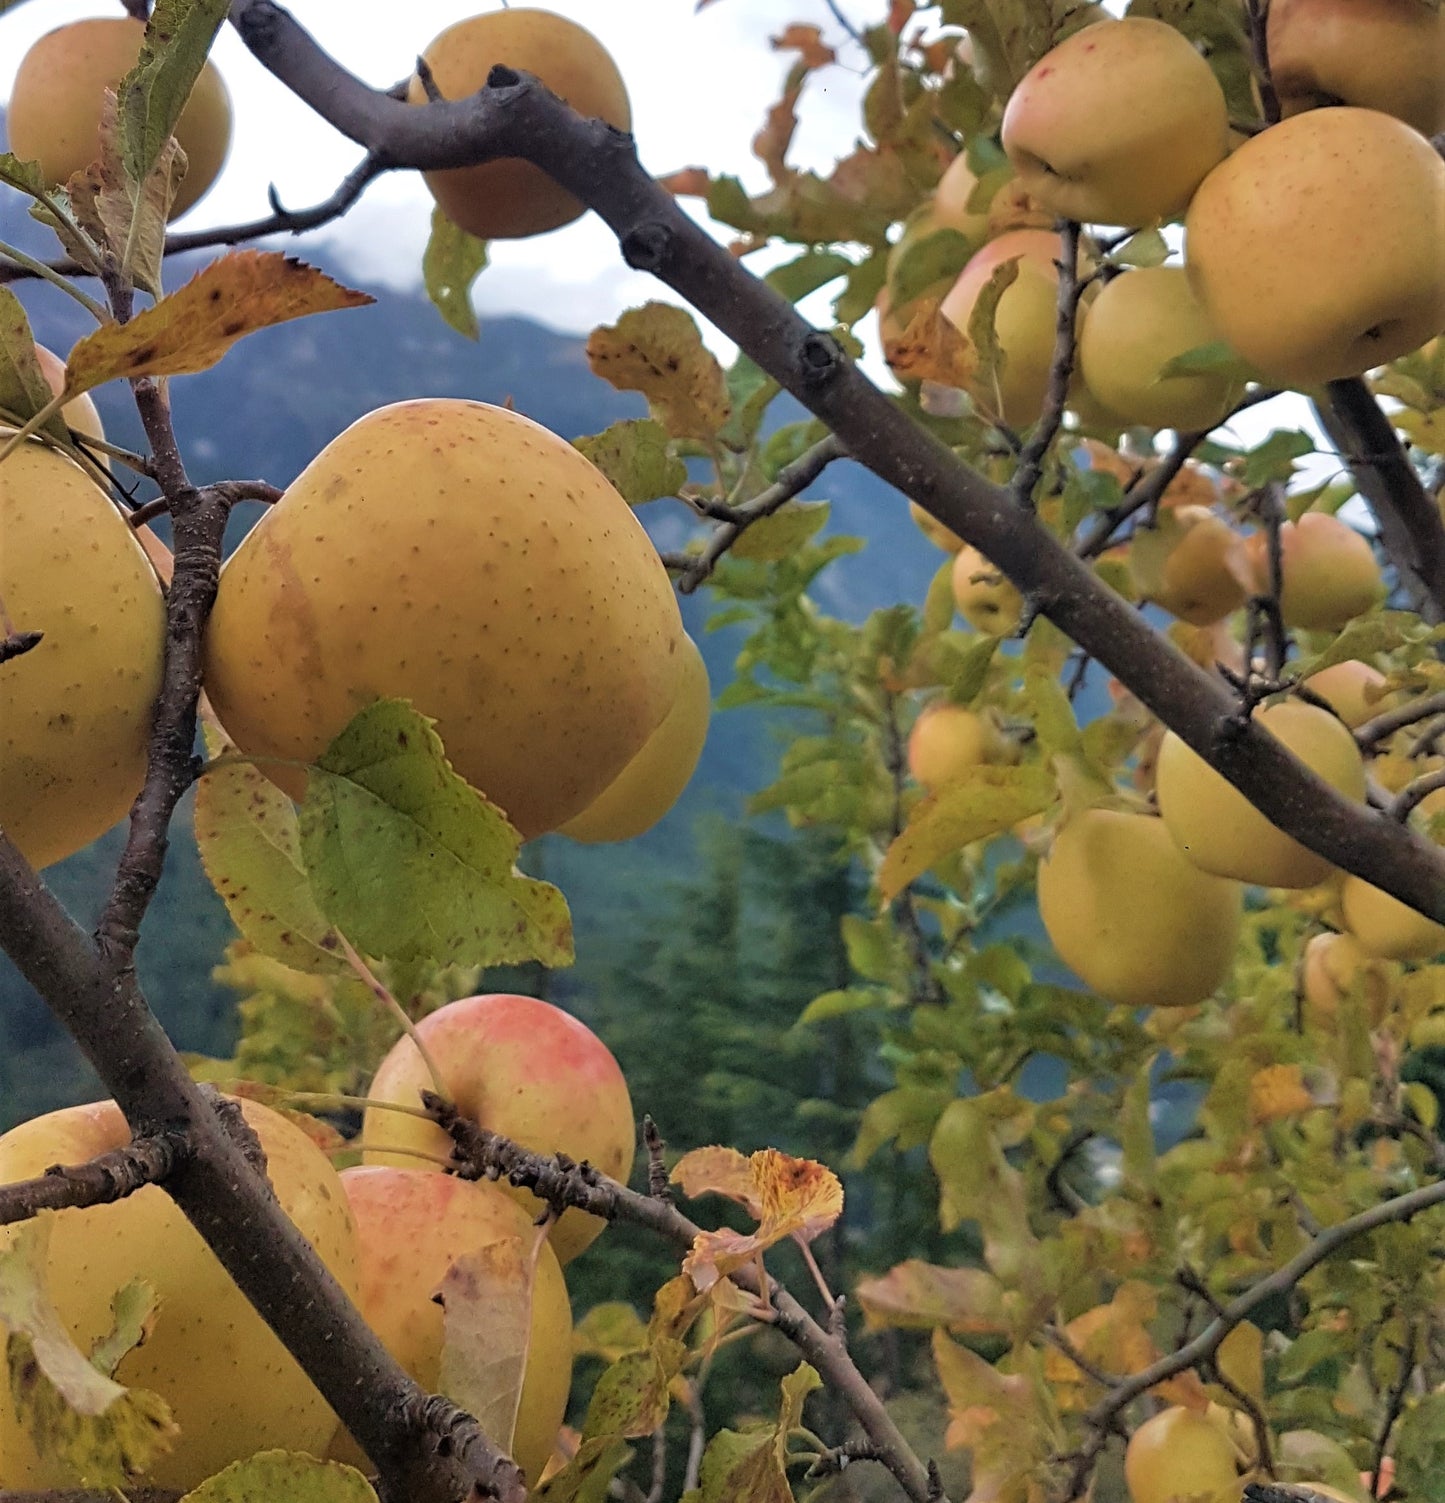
335,929,450,1102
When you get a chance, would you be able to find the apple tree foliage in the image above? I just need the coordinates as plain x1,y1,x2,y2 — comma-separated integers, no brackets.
1,0,1445,1501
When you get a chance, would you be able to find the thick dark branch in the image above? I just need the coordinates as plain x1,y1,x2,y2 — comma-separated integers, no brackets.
428,1096,945,1503
0,839,524,1503
223,0,1445,921
1317,378,1445,623
0,630,44,665
0,1131,189,1226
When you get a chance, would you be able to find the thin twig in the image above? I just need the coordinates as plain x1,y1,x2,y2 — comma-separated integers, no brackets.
0,1130,189,1226
1390,765,1445,823
1011,221,1083,511
1357,692,1445,751
1369,1321,1416,1496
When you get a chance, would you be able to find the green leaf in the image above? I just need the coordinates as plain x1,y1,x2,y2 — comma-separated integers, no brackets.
436,1238,532,1468
1023,658,1084,757
421,207,488,339
1294,611,1445,677
1157,339,1251,380
582,1339,686,1441
1237,429,1314,487
1106,230,1170,269
965,256,1020,406
841,913,904,984
0,289,68,441
178,1449,379,1502
298,699,574,971
117,0,230,190
833,249,888,327
88,1281,159,1380
572,1302,649,1363
194,730,345,976
574,418,686,504
878,763,1057,904
850,1086,952,1165
719,354,781,451
929,1098,1040,1285
889,227,973,309
0,152,48,200
0,1219,179,1487
530,1435,633,1503
930,631,999,705
685,1365,821,1503
1395,1392,1445,1503
795,987,887,1026
766,250,853,303
732,500,830,562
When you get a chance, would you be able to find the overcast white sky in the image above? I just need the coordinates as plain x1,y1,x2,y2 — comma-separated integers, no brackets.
0,0,1334,481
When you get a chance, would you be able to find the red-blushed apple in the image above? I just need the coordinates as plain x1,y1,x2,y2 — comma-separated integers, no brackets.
940,228,1089,429
0,1098,359,1489
1186,108,1445,387
362,994,635,1264
1002,18,1229,228
1300,931,1391,1030
1268,0,1445,138
330,1167,572,1485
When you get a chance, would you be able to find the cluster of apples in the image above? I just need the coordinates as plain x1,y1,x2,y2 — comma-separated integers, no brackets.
1,393,710,864
0,992,632,1487
6,8,626,241
883,8,1445,428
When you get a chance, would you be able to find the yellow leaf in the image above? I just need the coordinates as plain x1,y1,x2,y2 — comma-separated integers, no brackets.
670,1146,762,1216
879,763,1056,904
854,1260,1011,1336
585,302,731,440
1217,1321,1264,1406
674,1148,843,1293
1249,1063,1315,1123
63,251,373,395
933,1330,1051,1500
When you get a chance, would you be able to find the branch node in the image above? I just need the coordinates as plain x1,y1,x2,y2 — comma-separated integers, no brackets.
486,63,523,91
798,332,844,388
621,222,674,273
415,55,444,103
0,630,43,665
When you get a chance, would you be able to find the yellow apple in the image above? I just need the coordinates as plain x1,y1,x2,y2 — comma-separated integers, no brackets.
1241,513,1384,631
559,633,709,843
909,500,965,553
906,702,1017,792
940,228,1087,428
203,400,686,839
362,993,635,1264
1186,108,1445,387
1156,699,1368,889
8,17,231,219
0,434,165,869
951,544,1023,634
1302,660,1391,729
1128,505,1247,626
1268,0,1445,138
1078,266,1248,432
408,11,630,240
1301,930,1390,1029
1124,1405,1241,1503
1342,877,1445,962
0,1098,358,1488
330,1168,572,1485
1001,18,1230,228
1039,807,1243,1009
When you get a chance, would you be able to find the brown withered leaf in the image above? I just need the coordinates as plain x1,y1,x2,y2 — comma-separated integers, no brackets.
771,24,835,70
63,251,373,396
884,298,974,387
